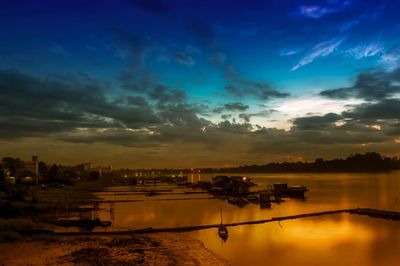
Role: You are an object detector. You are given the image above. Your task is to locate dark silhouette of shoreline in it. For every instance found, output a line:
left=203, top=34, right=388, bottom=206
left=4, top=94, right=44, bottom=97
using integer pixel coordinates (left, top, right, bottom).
left=216, top=152, right=400, bottom=173
left=132, top=152, right=400, bottom=174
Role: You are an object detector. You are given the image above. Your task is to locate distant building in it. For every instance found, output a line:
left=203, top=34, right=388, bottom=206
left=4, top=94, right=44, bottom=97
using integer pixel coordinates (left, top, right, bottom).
left=22, top=156, right=39, bottom=176
left=84, top=162, right=112, bottom=177
left=212, top=175, right=255, bottom=195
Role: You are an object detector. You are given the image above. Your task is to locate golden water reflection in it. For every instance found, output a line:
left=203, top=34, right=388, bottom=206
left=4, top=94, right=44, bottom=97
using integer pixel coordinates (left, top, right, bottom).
left=189, top=215, right=400, bottom=266
left=95, top=172, right=400, bottom=265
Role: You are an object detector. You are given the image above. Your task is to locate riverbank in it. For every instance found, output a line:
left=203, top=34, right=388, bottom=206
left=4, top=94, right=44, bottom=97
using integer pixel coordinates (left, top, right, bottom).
left=0, top=233, right=229, bottom=265
left=0, top=182, right=230, bottom=265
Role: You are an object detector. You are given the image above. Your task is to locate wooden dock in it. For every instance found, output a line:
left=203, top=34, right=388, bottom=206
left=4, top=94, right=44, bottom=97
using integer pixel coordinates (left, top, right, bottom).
left=54, top=208, right=400, bottom=236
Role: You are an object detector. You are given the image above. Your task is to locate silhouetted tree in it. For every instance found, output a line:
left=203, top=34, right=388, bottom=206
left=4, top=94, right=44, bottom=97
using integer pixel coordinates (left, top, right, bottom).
left=88, top=171, right=100, bottom=181
left=1, top=157, right=23, bottom=176
left=47, top=164, right=59, bottom=183
left=0, top=169, right=6, bottom=191
left=217, top=152, right=400, bottom=173
left=38, top=161, right=48, bottom=181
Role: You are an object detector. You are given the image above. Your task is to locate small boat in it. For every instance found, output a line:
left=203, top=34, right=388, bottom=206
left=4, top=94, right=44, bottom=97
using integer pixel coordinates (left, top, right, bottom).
left=218, top=207, right=228, bottom=241
left=247, top=194, right=259, bottom=202
left=218, top=224, right=228, bottom=241
left=273, top=183, right=308, bottom=198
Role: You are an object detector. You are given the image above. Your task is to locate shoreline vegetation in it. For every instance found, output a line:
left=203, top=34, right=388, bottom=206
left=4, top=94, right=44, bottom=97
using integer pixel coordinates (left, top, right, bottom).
left=222, top=152, right=400, bottom=173
left=133, top=152, right=400, bottom=174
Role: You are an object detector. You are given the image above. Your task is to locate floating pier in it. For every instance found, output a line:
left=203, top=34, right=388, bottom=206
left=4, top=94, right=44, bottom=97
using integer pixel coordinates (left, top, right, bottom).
left=54, top=208, right=400, bottom=236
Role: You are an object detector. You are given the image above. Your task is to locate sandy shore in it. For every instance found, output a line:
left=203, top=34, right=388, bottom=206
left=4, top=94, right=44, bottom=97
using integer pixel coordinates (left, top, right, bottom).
left=0, top=233, right=229, bottom=266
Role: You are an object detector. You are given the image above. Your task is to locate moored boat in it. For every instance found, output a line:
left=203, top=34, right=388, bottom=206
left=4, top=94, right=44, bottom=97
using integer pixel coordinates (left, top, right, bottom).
left=272, top=183, right=308, bottom=198
left=218, top=224, right=228, bottom=241
left=218, top=207, right=228, bottom=241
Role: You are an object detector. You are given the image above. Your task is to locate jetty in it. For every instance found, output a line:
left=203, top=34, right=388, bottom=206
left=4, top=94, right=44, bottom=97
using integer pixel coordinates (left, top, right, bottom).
left=54, top=207, right=400, bottom=236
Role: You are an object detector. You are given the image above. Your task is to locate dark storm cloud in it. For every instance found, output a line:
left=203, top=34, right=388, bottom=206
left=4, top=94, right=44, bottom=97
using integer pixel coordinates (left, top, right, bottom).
left=238, top=113, right=252, bottom=122
left=213, top=102, right=249, bottom=113
left=343, top=99, right=400, bottom=121
left=58, top=101, right=212, bottom=147
left=0, top=69, right=217, bottom=147
left=223, top=65, right=289, bottom=101
left=292, top=113, right=342, bottom=130
left=312, top=67, right=400, bottom=145
left=289, top=120, right=388, bottom=145
left=157, top=103, right=209, bottom=128
left=320, top=68, right=400, bottom=100
left=384, top=121, right=400, bottom=136
left=221, top=114, right=232, bottom=120
left=225, top=84, right=289, bottom=101
left=213, top=120, right=253, bottom=134
left=148, top=85, right=186, bottom=108
left=224, top=102, right=249, bottom=112
left=58, top=128, right=160, bottom=148
left=0, top=69, right=160, bottom=139
left=238, top=110, right=276, bottom=122
left=125, top=95, right=149, bottom=108
left=2, top=65, right=398, bottom=157
left=0, top=117, right=92, bottom=140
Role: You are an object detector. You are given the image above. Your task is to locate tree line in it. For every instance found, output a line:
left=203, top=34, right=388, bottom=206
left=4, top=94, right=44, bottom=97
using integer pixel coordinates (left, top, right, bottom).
left=220, top=152, right=400, bottom=173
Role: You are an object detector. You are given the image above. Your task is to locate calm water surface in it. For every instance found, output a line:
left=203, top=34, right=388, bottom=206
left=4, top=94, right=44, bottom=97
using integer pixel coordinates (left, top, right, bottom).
left=94, top=172, right=400, bottom=266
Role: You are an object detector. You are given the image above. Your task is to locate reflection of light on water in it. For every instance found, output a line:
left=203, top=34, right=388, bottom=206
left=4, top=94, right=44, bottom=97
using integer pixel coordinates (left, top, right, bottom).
left=123, top=209, right=156, bottom=224
left=276, top=217, right=373, bottom=246
left=94, top=172, right=400, bottom=265
left=193, top=216, right=376, bottom=266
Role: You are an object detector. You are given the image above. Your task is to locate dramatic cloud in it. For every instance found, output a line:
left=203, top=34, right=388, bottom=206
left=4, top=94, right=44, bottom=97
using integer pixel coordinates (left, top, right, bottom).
left=223, top=65, right=289, bottom=101
left=292, top=113, right=342, bottom=130
left=292, top=38, right=344, bottom=71
left=320, top=68, right=400, bottom=100
left=0, top=70, right=161, bottom=137
left=148, top=85, right=186, bottom=108
left=2, top=67, right=399, bottom=167
left=239, top=110, right=276, bottom=123
left=225, top=84, right=289, bottom=101
left=223, top=102, right=249, bottom=112
left=343, top=99, right=400, bottom=121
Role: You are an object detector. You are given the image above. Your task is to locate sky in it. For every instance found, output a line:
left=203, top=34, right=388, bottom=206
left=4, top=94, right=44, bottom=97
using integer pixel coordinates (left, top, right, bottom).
left=1, top=0, right=400, bottom=168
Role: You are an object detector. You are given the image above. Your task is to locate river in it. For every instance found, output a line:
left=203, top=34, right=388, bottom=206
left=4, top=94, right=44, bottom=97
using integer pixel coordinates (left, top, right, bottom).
left=94, top=172, right=400, bottom=266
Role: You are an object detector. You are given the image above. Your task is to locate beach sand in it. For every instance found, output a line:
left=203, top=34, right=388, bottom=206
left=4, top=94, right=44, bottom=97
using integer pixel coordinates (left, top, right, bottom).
left=0, top=233, right=229, bottom=266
